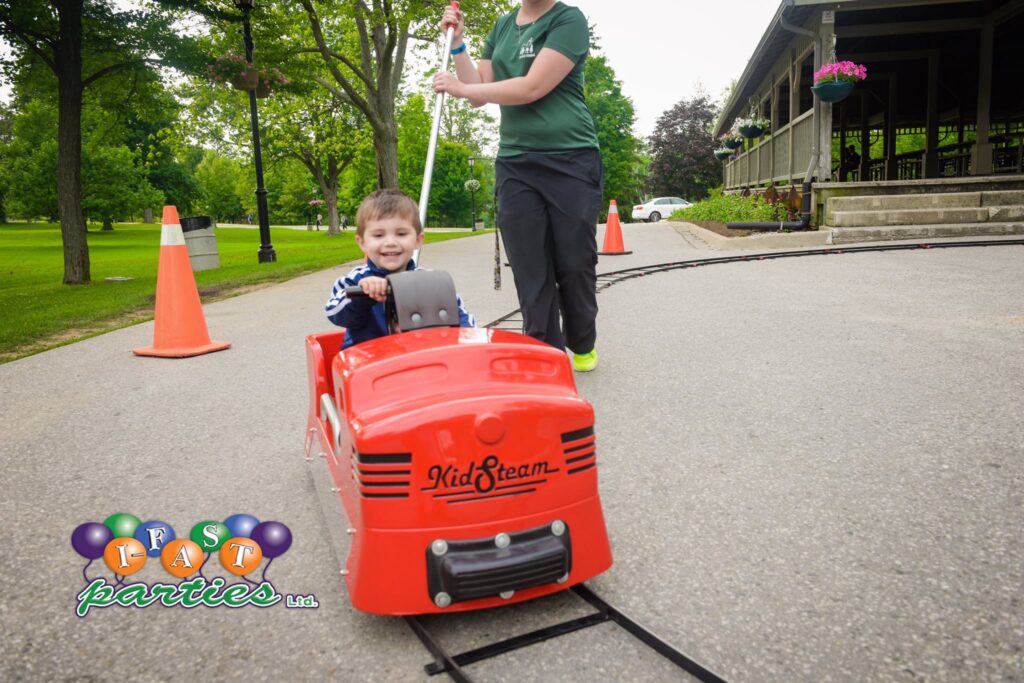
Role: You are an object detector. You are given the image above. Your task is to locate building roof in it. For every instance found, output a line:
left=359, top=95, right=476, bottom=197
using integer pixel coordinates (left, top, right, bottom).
left=714, top=0, right=988, bottom=136
left=713, top=1, right=822, bottom=136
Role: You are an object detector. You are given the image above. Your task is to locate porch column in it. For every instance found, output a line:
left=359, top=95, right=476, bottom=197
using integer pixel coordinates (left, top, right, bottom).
left=924, top=53, right=940, bottom=177
left=789, top=57, right=799, bottom=181
left=817, top=19, right=835, bottom=180
left=971, top=16, right=994, bottom=174
left=771, top=86, right=779, bottom=183
left=860, top=93, right=871, bottom=179
left=885, top=77, right=898, bottom=180
left=839, top=101, right=848, bottom=180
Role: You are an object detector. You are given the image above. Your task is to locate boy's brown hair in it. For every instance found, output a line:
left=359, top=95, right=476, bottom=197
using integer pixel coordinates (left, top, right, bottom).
left=355, top=189, right=422, bottom=236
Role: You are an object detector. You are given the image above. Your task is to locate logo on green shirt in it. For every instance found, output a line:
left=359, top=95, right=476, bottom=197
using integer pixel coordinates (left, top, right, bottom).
left=518, top=37, right=535, bottom=60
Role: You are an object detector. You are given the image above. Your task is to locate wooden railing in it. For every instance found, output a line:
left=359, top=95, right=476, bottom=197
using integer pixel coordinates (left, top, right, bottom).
left=993, top=143, right=1022, bottom=174
left=724, top=110, right=814, bottom=190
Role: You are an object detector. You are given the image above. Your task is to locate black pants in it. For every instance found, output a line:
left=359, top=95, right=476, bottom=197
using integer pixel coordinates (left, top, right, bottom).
left=496, top=149, right=602, bottom=353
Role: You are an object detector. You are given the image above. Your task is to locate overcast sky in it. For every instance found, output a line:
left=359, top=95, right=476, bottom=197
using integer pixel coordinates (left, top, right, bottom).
left=0, top=0, right=781, bottom=141
left=576, top=0, right=779, bottom=138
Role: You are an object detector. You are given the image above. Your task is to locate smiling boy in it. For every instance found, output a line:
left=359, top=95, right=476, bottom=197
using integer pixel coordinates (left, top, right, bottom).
left=325, top=189, right=475, bottom=349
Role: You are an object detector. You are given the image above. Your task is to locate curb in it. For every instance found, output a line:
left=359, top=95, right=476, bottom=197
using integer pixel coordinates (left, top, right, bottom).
left=668, top=222, right=831, bottom=250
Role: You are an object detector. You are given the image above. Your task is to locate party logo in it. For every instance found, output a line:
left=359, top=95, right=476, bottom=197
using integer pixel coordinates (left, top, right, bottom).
left=70, top=513, right=318, bottom=617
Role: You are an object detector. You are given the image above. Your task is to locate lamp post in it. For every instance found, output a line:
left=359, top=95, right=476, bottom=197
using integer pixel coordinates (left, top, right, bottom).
left=236, top=0, right=276, bottom=263
left=468, top=156, right=478, bottom=231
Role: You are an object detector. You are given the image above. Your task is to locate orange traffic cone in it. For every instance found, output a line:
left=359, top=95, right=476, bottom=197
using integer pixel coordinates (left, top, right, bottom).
left=598, top=199, right=632, bottom=255
left=133, top=206, right=231, bottom=358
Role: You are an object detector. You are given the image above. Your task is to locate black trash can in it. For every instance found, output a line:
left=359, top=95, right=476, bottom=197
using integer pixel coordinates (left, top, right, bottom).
left=180, top=216, right=219, bottom=271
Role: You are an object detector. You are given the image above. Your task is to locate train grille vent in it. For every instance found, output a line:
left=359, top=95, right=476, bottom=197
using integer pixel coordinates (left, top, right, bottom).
left=355, top=451, right=412, bottom=498
left=560, top=426, right=596, bottom=475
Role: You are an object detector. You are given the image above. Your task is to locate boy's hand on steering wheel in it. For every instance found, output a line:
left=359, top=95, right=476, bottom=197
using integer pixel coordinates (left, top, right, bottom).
left=359, top=276, right=389, bottom=302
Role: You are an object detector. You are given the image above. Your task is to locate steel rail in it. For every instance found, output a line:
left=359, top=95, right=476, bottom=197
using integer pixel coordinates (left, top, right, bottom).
left=485, top=238, right=1024, bottom=330
left=408, top=584, right=729, bottom=682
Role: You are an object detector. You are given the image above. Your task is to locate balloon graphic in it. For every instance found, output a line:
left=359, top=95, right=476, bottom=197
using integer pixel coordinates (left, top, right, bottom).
left=134, top=520, right=176, bottom=558
left=160, top=539, right=204, bottom=578
left=189, top=520, right=231, bottom=553
left=71, top=522, right=113, bottom=560
left=251, top=521, right=292, bottom=558
left=224, top=514, right=260, bottom=538
left=104, top=537, right=147, bottom=576
left=219, top=537, right=263, bottom=576
left=103, top=512, right=141, bottom=539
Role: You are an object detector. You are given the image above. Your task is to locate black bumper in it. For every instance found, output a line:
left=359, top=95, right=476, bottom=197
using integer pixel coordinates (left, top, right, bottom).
left=425, top=522, right=572, bottom=605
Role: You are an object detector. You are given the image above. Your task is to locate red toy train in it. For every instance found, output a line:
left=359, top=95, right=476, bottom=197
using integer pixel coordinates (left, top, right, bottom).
left=304, top=270, right=612, bottom=614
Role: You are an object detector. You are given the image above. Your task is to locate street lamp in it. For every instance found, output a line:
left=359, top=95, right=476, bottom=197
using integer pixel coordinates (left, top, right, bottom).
left=467, top=156, right=477, bottom=231
left=236, top=0, right=276, bottom=263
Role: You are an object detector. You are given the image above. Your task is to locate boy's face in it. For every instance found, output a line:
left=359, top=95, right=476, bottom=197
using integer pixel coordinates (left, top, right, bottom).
left=355, top=214, right=424, bottom=272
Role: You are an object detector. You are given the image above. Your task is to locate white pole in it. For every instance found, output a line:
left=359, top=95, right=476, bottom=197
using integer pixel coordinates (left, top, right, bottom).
left=414, top=2, right=459, bottom=266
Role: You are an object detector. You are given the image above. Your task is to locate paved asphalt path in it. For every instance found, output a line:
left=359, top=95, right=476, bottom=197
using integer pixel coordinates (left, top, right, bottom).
left=1, top=223, right=1022, bottom=682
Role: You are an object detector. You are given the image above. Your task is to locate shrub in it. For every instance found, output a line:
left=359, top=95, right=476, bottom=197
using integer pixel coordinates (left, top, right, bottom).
left=670, top=189, right=787, bottom=222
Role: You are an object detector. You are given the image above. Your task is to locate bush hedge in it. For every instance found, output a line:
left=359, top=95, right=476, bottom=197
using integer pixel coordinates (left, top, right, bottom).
left=670, top=189, right=787, bottom=223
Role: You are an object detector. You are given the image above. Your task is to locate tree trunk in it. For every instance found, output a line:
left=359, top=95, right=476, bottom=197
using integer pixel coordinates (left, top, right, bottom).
left=371, top=118, right=399, bottom=189
left=55, top=0, right=89, bottom=284
left=322, top=185, right=340, bottom=235
left=102, top=218, right=113, bottom=230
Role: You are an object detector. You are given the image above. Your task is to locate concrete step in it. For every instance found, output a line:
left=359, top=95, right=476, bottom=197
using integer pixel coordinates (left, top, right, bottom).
left=827, top=222, right=1024, bottom=245
left=828, top=192, right=981, bottom=213
left=989, top=205, right=1024, bottom=221
left=830, top=207, right=991, bottom=227
left=982, top=190, right=1024, bottom=206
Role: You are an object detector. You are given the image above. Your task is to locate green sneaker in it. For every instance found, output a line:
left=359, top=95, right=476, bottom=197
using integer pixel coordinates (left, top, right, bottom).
left=572, top=349, right=598, bottom=372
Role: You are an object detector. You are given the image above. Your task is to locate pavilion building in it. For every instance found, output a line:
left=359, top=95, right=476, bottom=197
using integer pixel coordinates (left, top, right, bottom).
left=713, top=0, right=1024, bottom=242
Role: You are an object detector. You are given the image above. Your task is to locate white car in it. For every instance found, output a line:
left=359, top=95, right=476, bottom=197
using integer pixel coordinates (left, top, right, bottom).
left=631, top=197, right=691, bottom=222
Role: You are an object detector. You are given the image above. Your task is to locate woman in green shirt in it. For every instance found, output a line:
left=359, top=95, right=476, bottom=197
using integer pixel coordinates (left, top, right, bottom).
left=434, top=0, right=602, bottom=372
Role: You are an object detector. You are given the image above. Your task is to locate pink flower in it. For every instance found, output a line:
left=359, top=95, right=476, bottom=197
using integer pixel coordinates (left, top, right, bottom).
left=814, top=60, right=867, bottom=84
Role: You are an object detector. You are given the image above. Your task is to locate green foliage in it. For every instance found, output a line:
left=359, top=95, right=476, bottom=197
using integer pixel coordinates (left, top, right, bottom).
left=585, top=54, right=644, bottom=214
left=395, top=94, right=488, bottom=227
left=673, top=189, right=787, bottom=222
left=194, top=151, right=246, bottom=221
left=648, top=94, right=722, bottom=202
left=82, top=145, right=163, bottom=227
left=0, top=100, right=58, bottom=220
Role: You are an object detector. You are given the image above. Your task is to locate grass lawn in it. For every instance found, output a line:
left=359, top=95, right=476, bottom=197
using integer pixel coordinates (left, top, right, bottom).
left=0, top=221, right=477, bottom=362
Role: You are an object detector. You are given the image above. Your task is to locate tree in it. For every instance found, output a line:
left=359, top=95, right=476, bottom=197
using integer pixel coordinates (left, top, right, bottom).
left=82, top=144, right=162, bottom=229
left=297, top=0, right=510, bottom=189
left=0, top=102, right=9, bottom=223
left=648, top=94, right=722, bottom=202
left=0, top=1, right=202, bottom=283
left=584, top=54, right=644, bottom=216
left=0, top=99, right=59, bottom=220
left=0, top=85, right=169, bottom=227
left=260, top=93, right=368, bottom=234
left=194, top=151, right=246, bottom=222
left=394, top=94, right=481, bottom=227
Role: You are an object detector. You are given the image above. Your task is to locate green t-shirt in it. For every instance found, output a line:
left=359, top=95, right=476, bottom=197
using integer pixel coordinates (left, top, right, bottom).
left=482, top=2, right=599, bottom=157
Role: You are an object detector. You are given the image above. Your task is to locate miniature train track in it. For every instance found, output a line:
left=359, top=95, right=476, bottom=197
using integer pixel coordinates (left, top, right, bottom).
left=485, top=238, right=1024, bottom=331
left=406, top=583, right=728, bottom=682
left=396, top=237, right=1024, bottom=683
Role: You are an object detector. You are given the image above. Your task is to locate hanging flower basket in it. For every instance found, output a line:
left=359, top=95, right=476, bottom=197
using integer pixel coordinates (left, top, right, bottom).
left=208, top=54, right=257, bottom=89
left=812, top=61, right=867, bottom=103
left=735, top=116, right=770, bottom=139
left=811, top=80, right=855, bottom=103
left=254, top=68, right=289, bottom=98
left=719, top=133, right=743, bottom=150
left=714, top=149, right=733, bottom=160
left=231, top=67, right=260, bottom=90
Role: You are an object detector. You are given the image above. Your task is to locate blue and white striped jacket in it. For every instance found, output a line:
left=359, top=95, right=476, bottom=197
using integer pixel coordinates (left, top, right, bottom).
left=325, top=260, right=475, bottom=349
